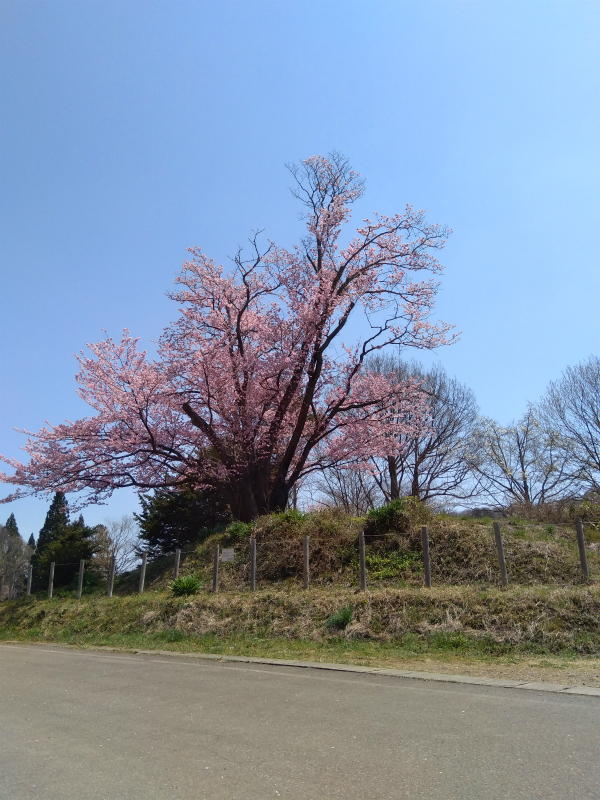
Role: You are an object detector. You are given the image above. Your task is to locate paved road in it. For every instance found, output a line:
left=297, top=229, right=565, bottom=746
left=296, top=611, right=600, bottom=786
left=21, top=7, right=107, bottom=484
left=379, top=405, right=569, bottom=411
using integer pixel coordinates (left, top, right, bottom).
left=1, top=644, right=598, bottom=800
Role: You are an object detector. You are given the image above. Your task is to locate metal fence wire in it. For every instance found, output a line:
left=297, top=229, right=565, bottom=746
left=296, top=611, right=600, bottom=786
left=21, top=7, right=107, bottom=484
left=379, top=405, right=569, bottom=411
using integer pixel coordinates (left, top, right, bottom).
left=2, top=517, right=593, bottom=601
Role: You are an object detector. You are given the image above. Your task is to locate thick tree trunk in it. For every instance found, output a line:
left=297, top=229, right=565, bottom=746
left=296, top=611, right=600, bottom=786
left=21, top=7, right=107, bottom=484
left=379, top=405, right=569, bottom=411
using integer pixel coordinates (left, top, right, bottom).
left=268, top=475, right=289, bottom=515
left=225, top=475, right=290, bottom=521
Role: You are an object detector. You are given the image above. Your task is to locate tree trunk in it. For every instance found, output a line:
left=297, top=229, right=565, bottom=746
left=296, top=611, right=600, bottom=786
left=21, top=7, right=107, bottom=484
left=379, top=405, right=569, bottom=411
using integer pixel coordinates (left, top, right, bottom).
left=387, top=456, right=399, bottom=500
left=268, top=475, right=289, bottom=515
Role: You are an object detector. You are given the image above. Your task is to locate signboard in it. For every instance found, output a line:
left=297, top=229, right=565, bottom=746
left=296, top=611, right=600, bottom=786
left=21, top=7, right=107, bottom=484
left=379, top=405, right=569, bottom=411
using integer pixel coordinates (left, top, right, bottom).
left=220, top=548, right=235, bottom=562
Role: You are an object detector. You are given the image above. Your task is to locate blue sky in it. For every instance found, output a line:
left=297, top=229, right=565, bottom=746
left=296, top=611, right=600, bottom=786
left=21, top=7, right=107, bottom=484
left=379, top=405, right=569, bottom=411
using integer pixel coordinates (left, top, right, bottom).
left=1, top=0, right=599, bottom=538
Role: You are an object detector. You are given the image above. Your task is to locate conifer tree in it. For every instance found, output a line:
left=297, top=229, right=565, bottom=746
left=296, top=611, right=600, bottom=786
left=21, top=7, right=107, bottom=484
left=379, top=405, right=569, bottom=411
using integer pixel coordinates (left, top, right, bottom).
left=31, top=492, right=70, bottom=590
left=36, top=516, right=96, bottom=588
left=36, top=492, right=69, bottom=553
left=135, top=487, right=230, bottom=558
left=5, top=513, right=19, bottom=537
left=27, top=534, right=35, bottom=550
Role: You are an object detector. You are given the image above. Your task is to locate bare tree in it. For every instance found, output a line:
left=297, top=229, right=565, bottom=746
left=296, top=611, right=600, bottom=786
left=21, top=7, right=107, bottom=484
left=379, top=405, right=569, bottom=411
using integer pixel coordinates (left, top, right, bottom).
left=367, top=356, right=479, bottom=503
left=466, top=406, right=576, bottom=510
left=93, top=516, right=138, bottom=578
left=314, top=465, right=382, bottom=515
left=0, top=526, right=32, bottom=600
left=540, top=355, right=600, bottom=492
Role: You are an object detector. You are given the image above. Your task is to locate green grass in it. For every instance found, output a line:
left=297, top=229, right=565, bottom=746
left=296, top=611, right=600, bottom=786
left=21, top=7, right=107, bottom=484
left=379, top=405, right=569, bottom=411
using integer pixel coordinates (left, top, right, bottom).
left=2, top=582, right=600, bottom=658
left=1, top=624, right=596, bottom=664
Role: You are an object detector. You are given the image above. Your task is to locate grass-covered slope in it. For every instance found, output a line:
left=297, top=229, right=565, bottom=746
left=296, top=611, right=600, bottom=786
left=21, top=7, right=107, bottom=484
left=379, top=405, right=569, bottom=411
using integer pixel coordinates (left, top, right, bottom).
left=2, top=507, right=598, bottom=663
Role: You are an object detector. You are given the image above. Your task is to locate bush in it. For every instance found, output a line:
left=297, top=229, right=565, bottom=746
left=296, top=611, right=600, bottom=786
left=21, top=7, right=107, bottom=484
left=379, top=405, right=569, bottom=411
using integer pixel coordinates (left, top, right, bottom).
left=225, top=521, right=253, bottom=542
left=365, top=497, right=430, bottom=537
left=170, top=575, right=202, bottom=596
left=326, top=605, right=353, bottom=630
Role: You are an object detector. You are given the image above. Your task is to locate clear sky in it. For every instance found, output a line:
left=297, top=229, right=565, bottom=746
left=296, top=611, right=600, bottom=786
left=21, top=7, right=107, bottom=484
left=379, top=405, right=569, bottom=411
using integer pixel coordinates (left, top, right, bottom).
left=1, top=0, right=599, bottom=539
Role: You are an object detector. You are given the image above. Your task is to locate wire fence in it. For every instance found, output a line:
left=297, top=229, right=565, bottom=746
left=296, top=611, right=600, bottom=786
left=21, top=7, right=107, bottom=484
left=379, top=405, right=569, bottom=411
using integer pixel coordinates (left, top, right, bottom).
left=0, top=517, right=594, bottom=601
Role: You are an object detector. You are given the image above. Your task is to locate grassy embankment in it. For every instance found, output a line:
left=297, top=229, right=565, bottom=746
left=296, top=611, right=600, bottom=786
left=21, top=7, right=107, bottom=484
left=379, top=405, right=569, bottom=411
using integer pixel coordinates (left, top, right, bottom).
left=2, top=509, right=599, bottom=685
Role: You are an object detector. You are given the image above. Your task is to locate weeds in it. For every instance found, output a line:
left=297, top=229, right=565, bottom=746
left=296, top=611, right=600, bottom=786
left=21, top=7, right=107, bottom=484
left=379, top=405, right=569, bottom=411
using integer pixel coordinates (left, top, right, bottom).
left=326, top=605, right=353, bottom=630
left=170, top=576, right=202, bottom=596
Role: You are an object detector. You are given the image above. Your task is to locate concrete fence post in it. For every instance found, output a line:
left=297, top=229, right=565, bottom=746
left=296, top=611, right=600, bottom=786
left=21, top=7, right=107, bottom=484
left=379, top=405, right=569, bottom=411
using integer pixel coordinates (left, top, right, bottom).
left=107, top=556, right=116, bottom=597
left=77, top=560, right=85, bottom=599
left=493, top=522, right=508, bottom=586
left=576, top=517, right=589, bottom=579
left=48, top=562, right=55, bottom=599
left=303, top=535, right=310, bottom=589
left=359, top=531, right=367, bottom=591
left=250, top=538, right=256, bottom=591
left=173, top=549, right=181, bottom=581
left=138, top=552, right=147, bottom=594
left=212, top=545, right=219, bottom=592
left=26, top=563, right=32, bottom=596
left=421, top=526, right=432, bottom=588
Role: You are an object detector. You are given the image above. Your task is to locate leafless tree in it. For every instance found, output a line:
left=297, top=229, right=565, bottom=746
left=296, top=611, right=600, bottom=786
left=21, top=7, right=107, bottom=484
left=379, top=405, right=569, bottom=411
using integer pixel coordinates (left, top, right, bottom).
left=367, top=356, right=479, bottom=503
left=93, top=515, right=138, bottom=578
left=466, top=406, right=577, bottom=510
left=0, top=526, right=32, bottom=600
left=540, top=355, right=600, bottom=492
left=313, top=465, right=382, bottom=515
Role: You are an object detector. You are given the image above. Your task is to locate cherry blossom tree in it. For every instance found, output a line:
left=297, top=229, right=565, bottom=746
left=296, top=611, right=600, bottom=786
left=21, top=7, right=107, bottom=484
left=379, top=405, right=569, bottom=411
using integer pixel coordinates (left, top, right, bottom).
left=1, top=153, right=455, bottom=521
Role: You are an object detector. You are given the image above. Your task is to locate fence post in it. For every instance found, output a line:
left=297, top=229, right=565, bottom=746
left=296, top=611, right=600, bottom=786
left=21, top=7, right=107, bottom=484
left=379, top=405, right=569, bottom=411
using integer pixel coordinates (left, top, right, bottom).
left=48, top=562, right=55, bottom=599
left=250, top=538, right=256, bottom=591
left=303, top=535, right=310, bottom=589
left=212, top=545, right=219, bottom=592
left=575, top=517, right=589, bottom=579
left=107, top=556, right=116, bottom=597
left=26, top=563, right=32, bottom=596
left=421, top=526, right=432, bottom=588
left=138, top=552, right=147, bottom=594
left=173, top=549, right=181, bottom=580
left=493, top=522, right=508, bottom=586
left=359, top=531, right=367, bottom=591
left=77, top=560, right=85, bottom=599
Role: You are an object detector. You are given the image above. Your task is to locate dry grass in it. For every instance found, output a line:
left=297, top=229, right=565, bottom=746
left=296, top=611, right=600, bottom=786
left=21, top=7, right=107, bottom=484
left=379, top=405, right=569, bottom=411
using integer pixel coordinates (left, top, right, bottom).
left=134, top=508, right=599, bottom=594
left=2, top=584, right=600, bottom=655
left=3, top=508, right=598, bottom=686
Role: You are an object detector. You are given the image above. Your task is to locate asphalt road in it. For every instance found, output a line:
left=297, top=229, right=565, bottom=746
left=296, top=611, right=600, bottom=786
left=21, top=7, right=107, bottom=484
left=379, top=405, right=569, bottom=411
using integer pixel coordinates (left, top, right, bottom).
left=1, top=644, right=598, bottom=800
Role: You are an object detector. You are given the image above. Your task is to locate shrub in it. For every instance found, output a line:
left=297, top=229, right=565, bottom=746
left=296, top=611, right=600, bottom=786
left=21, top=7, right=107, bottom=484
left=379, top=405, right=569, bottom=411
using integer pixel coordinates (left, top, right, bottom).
left=326, top=605, right=353, bottom=630
left=365, top=497, right=430, bottom=537
left=226, top=521, right=253, bottom=541
left=170, top=575, right=202, bottom=596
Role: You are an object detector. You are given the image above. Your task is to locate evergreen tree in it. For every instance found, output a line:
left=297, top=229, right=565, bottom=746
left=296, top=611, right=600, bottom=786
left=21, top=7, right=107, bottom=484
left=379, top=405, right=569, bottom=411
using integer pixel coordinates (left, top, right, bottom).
left=31, top=492, right=70, bottom=590
left=27, top=534, right=36, bottom=550
left=35, top=517, right=97, bottom=588
left=135, top=487, right=230, bottom=558
left=37, top=492, right=69, bottom=552
left=5, top=513, right=19, bottom=537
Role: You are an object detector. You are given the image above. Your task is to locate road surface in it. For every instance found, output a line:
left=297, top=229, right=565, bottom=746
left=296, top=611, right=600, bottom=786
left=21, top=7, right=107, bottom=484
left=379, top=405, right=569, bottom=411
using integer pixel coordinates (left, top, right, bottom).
left=0, top=643, right=598, bottom=799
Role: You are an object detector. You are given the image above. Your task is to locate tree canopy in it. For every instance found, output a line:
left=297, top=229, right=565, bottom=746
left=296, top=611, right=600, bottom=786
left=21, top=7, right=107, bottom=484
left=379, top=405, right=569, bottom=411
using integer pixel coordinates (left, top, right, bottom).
left=0, top=154, right=455, bottom=521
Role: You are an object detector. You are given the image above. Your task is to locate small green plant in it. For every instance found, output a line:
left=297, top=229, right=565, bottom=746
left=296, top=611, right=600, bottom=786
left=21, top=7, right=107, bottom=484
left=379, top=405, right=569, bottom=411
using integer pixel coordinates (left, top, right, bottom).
left=326, top=605, right=353, bottom=630
left=226, top=521, right=253, bottom=541
left=365, top=496, right=429, bottom=536
left=170, top=575, right=202, bottom=596
left=273, top=509, right=306, bottom=525
left=364, top=550, right=422, bottom=579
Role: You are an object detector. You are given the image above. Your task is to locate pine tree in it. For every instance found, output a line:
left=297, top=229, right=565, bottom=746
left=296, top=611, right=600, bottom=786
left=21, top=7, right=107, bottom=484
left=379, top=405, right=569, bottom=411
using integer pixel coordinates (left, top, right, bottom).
left=36, top=492, right=69, bottom=552
left=27, top=534, right=36, bottom=550
left=5, top=513, right=19, bottom=537
left=31, top=492, right=70, bottom=590
left=135, top=487, right=230, bottom=558
left=36, top=517, right=97, bottom=588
